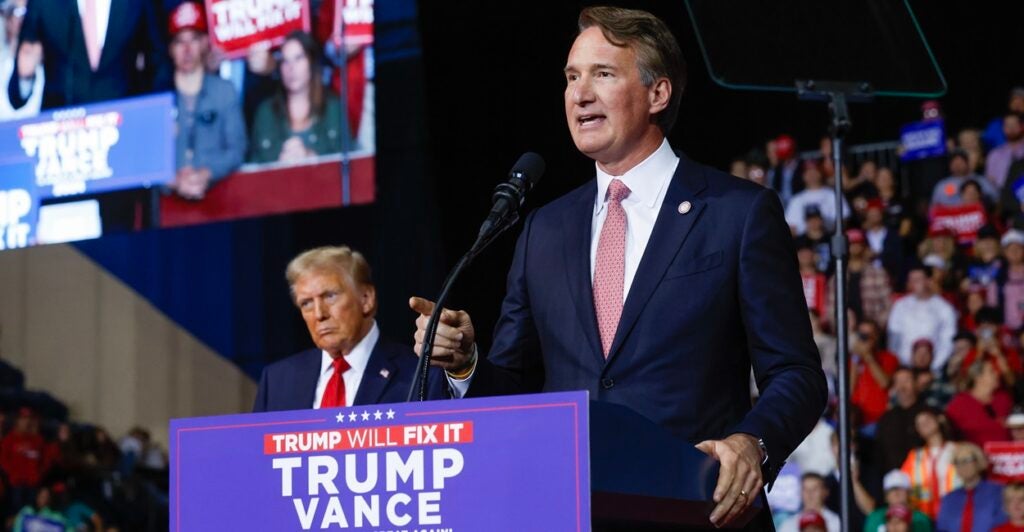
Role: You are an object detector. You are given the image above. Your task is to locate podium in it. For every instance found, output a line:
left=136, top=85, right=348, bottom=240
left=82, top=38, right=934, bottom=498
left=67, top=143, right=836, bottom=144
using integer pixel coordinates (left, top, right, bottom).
left=171, top=391, right=760, bottom=530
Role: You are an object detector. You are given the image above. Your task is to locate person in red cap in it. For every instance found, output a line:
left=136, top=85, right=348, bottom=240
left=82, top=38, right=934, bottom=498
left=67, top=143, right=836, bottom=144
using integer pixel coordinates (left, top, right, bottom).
left=166, top=1, right=246, bottom=201
left=796, top=510, right=826, bottom=532
left=862, top=196, right=906, bottom=286
left=778, top=473, right=840, bottom=531
left=767, top=133, right=804, bottom=205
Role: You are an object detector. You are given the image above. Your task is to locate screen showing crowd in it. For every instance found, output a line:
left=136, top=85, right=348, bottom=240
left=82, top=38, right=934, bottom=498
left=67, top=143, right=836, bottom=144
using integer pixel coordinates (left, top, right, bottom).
left=0, top=0, right=375, bottom=249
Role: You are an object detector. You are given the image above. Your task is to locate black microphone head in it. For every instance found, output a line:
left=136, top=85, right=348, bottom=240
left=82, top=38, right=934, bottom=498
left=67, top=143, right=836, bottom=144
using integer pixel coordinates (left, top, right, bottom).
left=510, top=152, right=545, bottom=188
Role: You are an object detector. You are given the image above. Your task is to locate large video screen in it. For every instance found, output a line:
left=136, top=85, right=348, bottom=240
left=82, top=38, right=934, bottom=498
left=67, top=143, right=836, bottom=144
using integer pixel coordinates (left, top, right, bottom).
left=0, top=0, right=375, bottom=249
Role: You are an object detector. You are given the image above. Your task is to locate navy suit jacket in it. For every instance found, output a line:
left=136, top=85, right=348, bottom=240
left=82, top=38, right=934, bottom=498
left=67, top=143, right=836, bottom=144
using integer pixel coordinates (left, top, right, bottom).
left=9, top=0, right=169, bottom=109
left=253, top=336, right=446, bottom=412
left=467, top=153, right=828, bottom=487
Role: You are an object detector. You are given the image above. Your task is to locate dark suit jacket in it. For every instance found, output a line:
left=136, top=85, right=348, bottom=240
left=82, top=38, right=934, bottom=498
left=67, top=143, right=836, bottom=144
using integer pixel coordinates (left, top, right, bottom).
left=252, top=336, right=446, bottom=412
left=9, top=0, right=169, bottom=109
left=467, top=154, right=827, bottom=507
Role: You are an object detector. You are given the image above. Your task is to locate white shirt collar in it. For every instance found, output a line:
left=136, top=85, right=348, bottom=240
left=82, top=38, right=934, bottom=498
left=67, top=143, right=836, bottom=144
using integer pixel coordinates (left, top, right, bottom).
left=594, top=138, right=677, bottom=214
left=319, top=320, right=379, bottom=377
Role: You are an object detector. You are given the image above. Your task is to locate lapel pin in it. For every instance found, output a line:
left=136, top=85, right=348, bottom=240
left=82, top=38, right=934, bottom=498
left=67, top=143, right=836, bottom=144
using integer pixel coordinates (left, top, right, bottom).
left=379, top=368, right=390, bottom=379
left=678, top=201, right=692, bottom=214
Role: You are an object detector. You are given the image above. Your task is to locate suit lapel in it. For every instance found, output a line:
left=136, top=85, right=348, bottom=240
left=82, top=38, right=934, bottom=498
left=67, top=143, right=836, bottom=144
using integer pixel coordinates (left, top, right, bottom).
left=97, top=0, right=124, bottom=68
left=300, top=349, right=324, bottom=409
left=605, top=155, right=708, bottom=364
left=352, top=339, right=395, bottom=406
left=563, top=184, right=605, bottom=366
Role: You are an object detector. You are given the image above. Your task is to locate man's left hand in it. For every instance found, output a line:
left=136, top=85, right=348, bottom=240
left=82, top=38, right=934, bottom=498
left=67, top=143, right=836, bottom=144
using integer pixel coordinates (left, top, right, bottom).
left=695, top=433, right=764, bottom=528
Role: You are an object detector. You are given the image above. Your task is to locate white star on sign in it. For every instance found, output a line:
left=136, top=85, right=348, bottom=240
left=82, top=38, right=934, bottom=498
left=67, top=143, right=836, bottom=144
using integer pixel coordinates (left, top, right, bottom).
left=348, top=412, right=358, bottom=422
left=373, top=410, right=382, bottom=420
left=361, top=410, right=370, bottom=421
left=335, top=412, right=345, bottom=423
left=386, top=409, right=395, bottom=420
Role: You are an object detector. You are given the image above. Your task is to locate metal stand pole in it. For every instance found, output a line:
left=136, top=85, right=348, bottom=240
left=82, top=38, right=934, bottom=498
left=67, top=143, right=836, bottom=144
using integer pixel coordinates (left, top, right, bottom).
left=797, top=80, right=872, bottom=532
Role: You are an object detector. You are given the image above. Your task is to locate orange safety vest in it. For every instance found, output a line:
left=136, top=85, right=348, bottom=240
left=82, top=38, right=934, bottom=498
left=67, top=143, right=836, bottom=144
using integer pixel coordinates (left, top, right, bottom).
left=900, top=444, right=961, bottom=519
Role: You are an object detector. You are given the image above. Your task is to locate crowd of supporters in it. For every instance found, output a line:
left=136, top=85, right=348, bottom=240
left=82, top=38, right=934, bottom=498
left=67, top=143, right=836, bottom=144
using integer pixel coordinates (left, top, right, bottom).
left=0, top=358, right=166, bottom=531
left=0, top=0, right=371, bottom=200
left=740, top=91, right=1024, bottom=531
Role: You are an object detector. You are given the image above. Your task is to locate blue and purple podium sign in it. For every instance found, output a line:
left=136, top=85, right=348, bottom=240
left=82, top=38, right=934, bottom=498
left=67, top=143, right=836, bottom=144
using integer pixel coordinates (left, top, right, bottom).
left=171, top=391, right=590, bottom=531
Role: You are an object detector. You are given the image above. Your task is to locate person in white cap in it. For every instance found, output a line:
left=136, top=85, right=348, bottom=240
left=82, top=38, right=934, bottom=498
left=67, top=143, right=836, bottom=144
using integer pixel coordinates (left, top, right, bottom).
left=1001, top=229, right=1024, bottom=329
left=863, top=470, right=932, bottom=532
left=1007, top=411, right=1024, bottom=441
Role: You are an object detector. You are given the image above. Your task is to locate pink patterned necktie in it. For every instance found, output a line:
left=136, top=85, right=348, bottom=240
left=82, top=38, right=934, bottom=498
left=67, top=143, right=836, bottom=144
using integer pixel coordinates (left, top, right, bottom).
left=593, top=178, right=630, bottom=358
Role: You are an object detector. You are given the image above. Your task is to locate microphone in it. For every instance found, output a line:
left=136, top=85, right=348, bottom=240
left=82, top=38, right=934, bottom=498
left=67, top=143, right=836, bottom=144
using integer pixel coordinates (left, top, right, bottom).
left=408, top=151, right=545, bottom=402
left=477, top=152, right=545, bottom=240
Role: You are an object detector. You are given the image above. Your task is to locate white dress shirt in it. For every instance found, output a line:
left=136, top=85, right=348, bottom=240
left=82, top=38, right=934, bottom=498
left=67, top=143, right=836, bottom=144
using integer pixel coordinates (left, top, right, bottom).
left=590, top=138, right=679, bottom=298
left=313, top=321, right=379, bottom=408
left=448, top=139, right=679, bottom=397
left=77, top=0, right=112, bottom=50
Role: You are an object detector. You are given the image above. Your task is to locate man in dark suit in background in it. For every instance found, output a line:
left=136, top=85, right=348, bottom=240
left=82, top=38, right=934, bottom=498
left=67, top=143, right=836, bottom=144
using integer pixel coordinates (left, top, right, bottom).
left=411, top=6, right=827, bottom=529
left=254, top=246, right=443, bottom=412
left=7, top=0, right=169, bottom=110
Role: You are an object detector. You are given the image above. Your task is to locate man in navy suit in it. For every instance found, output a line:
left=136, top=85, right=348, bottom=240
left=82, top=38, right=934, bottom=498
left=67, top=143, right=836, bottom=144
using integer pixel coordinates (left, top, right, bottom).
left=411, top=6, right=827, bottom=529
left=254, top=246, right=442, bottom=412
left=7, top=0, right=169, bottom=110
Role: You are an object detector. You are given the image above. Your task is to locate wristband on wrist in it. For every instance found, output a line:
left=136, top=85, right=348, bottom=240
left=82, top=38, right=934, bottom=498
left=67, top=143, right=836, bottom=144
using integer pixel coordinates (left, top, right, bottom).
left=446, top=348, right=478, bottom=380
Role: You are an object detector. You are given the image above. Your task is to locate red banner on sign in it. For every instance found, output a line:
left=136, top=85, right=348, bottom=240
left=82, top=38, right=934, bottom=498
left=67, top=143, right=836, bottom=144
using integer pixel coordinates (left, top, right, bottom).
left=928, top=203, right=988, bottom=245
left=985, top=441, right=1024, bottom=483
left=331, top=0, right=374, bottom=46
left=205, top=0, right=311, bottom=59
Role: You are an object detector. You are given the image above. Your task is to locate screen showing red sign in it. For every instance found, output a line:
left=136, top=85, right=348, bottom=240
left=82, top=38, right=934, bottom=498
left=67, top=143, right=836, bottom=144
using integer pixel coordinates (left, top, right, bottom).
left=205, top=0, right=311, bottom=58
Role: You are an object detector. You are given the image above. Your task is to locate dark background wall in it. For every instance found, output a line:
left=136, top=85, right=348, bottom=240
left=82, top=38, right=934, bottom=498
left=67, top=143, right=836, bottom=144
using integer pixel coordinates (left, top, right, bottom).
left=75, top=1, right=1024, bottom=375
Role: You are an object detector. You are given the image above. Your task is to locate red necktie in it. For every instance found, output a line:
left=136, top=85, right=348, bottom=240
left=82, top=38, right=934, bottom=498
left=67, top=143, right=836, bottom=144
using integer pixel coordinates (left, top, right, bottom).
left=319, top=357, right=350, bottom=408
left=593, top=179, right=631, bottom=358
left=961, top=488, right=973, bottom=532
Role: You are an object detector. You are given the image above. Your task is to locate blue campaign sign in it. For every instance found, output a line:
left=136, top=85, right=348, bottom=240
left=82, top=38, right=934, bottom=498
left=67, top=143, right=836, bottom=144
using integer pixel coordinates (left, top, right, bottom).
left=171, top=392, right=591, bottom=531
left=0, top=166, right=37, bottom=250
left=900, top=119, right=947, bottom=161
left=0, top=93, right=175, bottom=199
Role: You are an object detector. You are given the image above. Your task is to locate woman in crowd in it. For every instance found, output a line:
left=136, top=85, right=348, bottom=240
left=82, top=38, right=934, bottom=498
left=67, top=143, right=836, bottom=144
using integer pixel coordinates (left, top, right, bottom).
left=900, top=408, right=959, bottom=519
left=249, top=31, right=344, bottom=163
left=945, top=358, right=1013, bottom=446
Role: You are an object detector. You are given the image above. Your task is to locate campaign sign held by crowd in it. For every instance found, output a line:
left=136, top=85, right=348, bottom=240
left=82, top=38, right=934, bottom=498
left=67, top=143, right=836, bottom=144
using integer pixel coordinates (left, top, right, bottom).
left=985, top=441, right=1024, bottom=483
left=900, top=119, right=947, bottom=161
left=0, top=170, right=37, bottom=250
left=0, top=94, right=175, bottom=199
left=205, top=0, right=311, bottom=58
left=171, top=392, right=590, bottom=531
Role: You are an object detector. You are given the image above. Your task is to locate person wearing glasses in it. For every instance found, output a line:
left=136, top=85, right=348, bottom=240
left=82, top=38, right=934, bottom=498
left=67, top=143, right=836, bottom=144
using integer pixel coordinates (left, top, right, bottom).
left=935, top=442, right=1007, bottom=532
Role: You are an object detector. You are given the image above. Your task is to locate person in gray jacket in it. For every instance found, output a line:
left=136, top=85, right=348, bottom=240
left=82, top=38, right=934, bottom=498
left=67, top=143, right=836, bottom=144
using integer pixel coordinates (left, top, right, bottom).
left=166, top=2, right=246, bottom=200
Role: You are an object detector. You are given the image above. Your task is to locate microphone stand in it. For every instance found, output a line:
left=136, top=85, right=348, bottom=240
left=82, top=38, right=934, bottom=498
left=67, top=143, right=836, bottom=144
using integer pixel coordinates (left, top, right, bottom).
left=406, top=210, right=521, bottom=402
left=796, top=79, right=872, bottom=532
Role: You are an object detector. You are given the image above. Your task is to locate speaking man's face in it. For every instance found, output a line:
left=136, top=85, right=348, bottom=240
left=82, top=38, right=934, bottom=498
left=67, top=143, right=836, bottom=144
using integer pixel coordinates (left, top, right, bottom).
left=293, top=269, right=375, bottom=356
left=564, top=27, right=664, bottom=169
